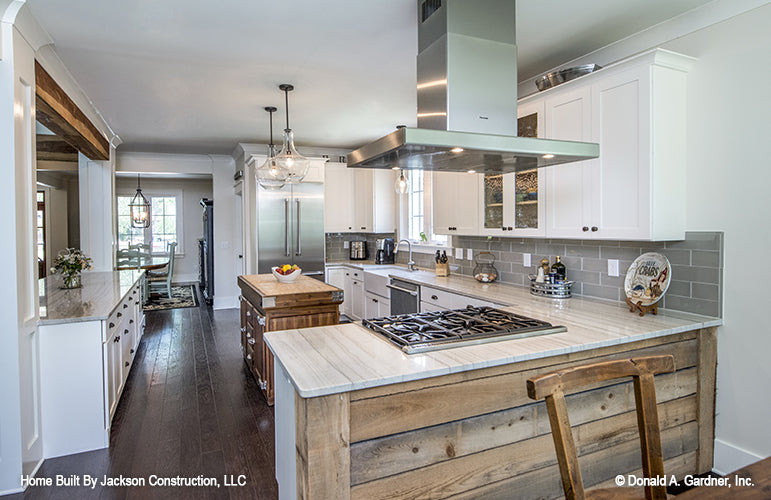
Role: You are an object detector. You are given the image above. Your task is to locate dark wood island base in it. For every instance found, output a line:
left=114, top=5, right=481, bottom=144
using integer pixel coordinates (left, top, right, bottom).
left=238, top=274, right=342, bottom=405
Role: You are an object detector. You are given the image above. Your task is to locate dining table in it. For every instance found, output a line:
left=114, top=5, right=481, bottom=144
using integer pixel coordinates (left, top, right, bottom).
left=675, top=456, right=771, bottom=499
left=115, top=256, right=170, bottom=271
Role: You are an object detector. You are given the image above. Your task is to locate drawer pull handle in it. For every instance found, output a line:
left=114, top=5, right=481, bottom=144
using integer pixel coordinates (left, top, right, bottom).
left=431, top=295, right=438, bottom=300
left=591, top=226, right=599, bottom=232
left=372, top=299, right=378, bottom=303
left=114, top=336, right=120, bottom=343
left=582, top=226, right=589, bottom=232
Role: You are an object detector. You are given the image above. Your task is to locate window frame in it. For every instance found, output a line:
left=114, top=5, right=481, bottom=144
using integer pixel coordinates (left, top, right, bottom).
left=397, top=170, right=450, bottom=254
left=116, top=189, right=184, bottom=255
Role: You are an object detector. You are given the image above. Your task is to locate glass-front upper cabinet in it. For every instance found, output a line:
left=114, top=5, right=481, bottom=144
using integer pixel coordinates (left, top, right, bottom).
left=478, top=100, right=546, bottom=236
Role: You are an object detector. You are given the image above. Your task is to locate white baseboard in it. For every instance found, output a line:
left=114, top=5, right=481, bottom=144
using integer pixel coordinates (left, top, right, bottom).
left=173, top=273, right=198, bottom=283
left=213, top=295, right=238, bottom=310
left=713, top=438, right=766, bottom=475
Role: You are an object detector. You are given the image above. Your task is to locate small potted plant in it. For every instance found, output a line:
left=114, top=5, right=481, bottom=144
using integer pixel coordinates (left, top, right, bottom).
left=51, top=248, right=93, bottom=289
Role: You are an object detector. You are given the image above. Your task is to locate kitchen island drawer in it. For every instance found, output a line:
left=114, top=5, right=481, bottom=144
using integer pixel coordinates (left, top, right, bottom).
left=420, top=286, right=455, bottom=309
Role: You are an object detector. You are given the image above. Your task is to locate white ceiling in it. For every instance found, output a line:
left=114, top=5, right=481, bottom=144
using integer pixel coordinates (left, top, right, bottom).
left=27, top=0, right=713, bottom=155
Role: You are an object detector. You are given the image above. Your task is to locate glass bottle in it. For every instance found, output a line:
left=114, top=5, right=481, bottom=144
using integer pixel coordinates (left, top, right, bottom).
left=551, top=256, right=566, bottom=282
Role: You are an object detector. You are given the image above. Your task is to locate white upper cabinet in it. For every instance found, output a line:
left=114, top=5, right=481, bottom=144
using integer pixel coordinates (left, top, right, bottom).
left=524, top=48, right=693, bottom=240
left=433, top=171, right=479, bottom=235
left=478, top=99, right=547, bottom=237
left=324, top=162, right=354, bottom=232
left=324, top=164, right=396, bottom=234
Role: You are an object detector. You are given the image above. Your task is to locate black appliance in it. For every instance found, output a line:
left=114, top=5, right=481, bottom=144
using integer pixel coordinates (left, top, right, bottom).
left=363, top=306, right=566, bottom=354
left=200, top=198, right=214, bottom=305
left=375, top=238, right=395, bottom=264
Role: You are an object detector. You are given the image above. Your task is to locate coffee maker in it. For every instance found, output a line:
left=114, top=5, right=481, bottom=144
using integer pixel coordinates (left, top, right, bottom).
left=375, top=238, right=395, bottom=264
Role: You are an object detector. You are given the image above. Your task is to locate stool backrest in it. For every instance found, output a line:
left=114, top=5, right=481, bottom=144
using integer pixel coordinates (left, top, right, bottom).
left=527, top=355, right=675, bottom=500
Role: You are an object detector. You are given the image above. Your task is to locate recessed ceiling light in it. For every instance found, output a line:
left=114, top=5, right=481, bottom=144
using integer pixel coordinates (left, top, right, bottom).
left=450, top=147, right=464, bottom=153
left=542, top=154, right=555, bottom=159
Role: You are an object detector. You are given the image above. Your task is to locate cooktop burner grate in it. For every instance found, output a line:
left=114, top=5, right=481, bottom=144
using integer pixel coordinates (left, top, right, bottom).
left=363, top=306, right=566, bottom=354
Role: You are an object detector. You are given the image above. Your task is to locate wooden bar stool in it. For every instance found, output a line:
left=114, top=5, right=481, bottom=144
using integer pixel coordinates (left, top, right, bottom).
left=527, top=355, right=675, bottom=500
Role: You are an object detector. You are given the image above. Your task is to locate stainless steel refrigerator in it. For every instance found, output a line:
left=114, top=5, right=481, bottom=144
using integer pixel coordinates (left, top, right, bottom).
left=256, top=182, right=325, bottom=279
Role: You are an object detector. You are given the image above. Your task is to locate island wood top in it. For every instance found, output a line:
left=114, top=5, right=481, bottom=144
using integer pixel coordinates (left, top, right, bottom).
left=238, top=274, right=343, bottom=310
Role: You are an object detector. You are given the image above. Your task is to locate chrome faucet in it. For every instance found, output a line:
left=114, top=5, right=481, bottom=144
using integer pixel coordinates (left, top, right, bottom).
left=395, top=239, right=416, bottom=271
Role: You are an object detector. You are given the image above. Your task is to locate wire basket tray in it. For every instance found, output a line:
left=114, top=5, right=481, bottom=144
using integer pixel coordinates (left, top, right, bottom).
left=529, top=277, right=574, bottom=299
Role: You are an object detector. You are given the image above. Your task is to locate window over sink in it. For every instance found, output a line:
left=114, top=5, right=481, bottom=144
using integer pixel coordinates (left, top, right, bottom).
left=399, top=169, right=447, bottom=248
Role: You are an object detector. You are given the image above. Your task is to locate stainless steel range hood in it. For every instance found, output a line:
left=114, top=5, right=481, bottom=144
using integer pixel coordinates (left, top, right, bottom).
left=347, top=0, right=599, bottom=173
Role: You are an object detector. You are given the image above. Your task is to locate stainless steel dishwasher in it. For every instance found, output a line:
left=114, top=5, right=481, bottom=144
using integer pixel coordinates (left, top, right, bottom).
left=386, top=278, right=420, bottom=315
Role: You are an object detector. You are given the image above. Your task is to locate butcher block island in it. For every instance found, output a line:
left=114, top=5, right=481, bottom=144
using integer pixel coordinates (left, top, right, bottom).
left=237, top=273, right=342, bottom=405
left=264, top=283, right=721, bottom=500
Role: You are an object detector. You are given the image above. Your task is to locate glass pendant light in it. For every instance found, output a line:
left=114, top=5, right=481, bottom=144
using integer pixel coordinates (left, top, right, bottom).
left=256, top=106, right=289, bottom=190
left=394, top=169, right=409, bottom=194
left=129, top=174, right=151, bottom=228
left=274, top=84, right=310, bottom=183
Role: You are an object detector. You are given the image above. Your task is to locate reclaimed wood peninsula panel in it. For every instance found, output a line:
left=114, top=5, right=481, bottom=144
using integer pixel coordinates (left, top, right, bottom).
left=293, top=327, right=717, bottom=500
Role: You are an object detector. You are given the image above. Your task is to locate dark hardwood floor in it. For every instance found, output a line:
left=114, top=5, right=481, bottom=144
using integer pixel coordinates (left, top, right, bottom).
left=4, top=288, right=278, bottom=500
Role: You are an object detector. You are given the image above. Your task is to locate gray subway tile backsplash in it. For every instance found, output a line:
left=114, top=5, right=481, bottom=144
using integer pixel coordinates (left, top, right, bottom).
left=392, top=231, right=723, bottom=318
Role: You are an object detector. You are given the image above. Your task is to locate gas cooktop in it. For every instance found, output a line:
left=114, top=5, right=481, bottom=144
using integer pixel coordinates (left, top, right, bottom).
left=362, top=306, right=566, bottom=354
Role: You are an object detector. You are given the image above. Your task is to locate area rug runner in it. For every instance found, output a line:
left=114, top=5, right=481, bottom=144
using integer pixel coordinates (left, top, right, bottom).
left=143, top=284, right=199, bottom=312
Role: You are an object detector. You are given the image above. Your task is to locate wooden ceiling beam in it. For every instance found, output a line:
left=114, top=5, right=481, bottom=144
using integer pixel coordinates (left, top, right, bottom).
left=35, top=61, right=110, bottom=161
left=36, top=134, right=79, bottom=162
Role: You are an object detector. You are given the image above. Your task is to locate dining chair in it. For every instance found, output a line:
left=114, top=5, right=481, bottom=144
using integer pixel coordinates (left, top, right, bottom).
left=526, top=355, right=675, bottom=500
left=147, top=242, right=176, bottom=298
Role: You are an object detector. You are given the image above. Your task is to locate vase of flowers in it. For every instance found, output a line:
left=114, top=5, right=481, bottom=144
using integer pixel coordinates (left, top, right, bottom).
left=51, top=248, right=93, bottom=289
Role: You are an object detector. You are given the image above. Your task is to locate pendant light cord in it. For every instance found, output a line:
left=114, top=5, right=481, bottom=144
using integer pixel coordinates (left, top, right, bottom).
left=136, top=173, right=140, bottom=190
left=269, top=110, right=274, bottom=147
left=284, top=88, right=290, bottom=132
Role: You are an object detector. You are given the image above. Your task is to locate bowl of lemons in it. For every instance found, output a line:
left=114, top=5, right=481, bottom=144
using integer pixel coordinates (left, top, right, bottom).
left=272, top=264, right=302, bottom=283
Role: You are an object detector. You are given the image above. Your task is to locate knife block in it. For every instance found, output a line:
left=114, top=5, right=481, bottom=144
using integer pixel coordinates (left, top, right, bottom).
left=435, top=263, right=449, bottom=277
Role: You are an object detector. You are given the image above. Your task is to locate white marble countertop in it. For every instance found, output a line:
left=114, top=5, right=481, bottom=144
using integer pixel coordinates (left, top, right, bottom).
left=267, top=265, right=722, bottom=399
left=38, top=270, right=143, bottom=325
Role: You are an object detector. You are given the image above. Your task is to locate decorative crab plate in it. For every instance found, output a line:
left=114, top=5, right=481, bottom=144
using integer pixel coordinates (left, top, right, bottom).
left=624, top=252, right=671, bottom=306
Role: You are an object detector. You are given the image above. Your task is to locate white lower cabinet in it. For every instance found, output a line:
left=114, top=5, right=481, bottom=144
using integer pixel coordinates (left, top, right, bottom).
left=350, top=278, right=364, bottom=320
left=364, top=291, right=391, bottom=319
left=325, top=266, right=347, bottom=314
left=38, top=279, right=145, bottom=458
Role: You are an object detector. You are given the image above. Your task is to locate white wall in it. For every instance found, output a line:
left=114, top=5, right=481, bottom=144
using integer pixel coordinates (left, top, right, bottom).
left=662, top=5, right=771, bottom=473
left=115, top=176, right=213, bottom=283
left=525, top=1, right=771, bottom=473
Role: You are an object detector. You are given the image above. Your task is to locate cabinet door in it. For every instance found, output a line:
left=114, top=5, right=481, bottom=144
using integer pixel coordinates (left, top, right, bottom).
left=372, top=169, right=396, bottom=233
left=543, top=85, right=594, bottom=238
left=420, top=301, right=445, bottom=313
left=479, top=173, right=506, bottom=235
left=323, top=162, right=354, bottom=232
left=106, top=332, right=121, bottom=420
left=591, top=66, right=650, bottom=239
left=353, top=169, right=374, bottom=232
left=343, top=270, right=353, bottom=316
left=433, top=172, right=479, bottom=235
left=364, top=291, right=382, bottom=320
left=378, top=297, right=391, bottom=317
left=351, top=279, right=364, bottom=320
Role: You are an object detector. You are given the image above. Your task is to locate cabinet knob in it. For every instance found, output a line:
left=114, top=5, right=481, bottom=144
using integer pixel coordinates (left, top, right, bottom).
left=125, top=361, right=130, bottom=367
left=240, top=327, right=246, bottom=333
left=123, top=303, right=128, bottom=309
left=591, top=226, right=598, bottom=232
left=129, top=319, right=134, bottom=324
left=130, top=349, right=134, bottom=354
left=501, top=227, right=507, bottom=231
left=248, top=338, right=256, bottom=345
left=582, top=226, right=589, bottom=232
left=246, top=311, right=251, bottom=317
left=431, top=295, right=438, bottom=300
left=114, top=336, right=120, bottom=342
left=124, top=329, right=129, bottom=334
left=117, top=312, right=122, bottom=318
left=372, top=299, right=378, bottom=303
left=246, top=354, right=252, bottom=361
left=109, top=322, right=115, bottom=329
left=508, top=227, right=513, bottom=231
left=361, top=226, right=366, bottom=230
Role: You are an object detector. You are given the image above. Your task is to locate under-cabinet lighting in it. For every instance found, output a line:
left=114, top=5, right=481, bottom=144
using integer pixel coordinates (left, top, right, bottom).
left=451, top=147, right=464, bottom=153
